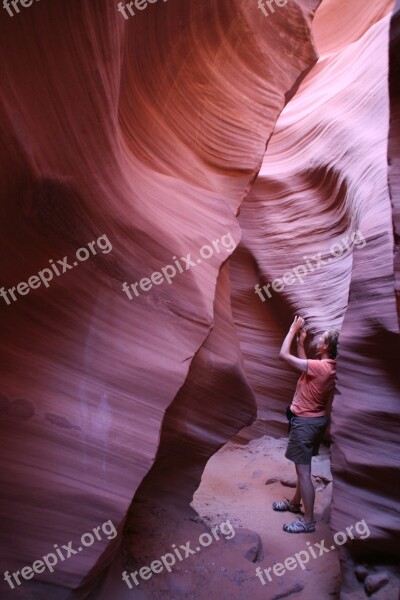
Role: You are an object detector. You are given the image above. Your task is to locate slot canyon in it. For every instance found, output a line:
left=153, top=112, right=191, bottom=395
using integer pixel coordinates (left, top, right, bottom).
left=0, top=0, right=399, bottom=599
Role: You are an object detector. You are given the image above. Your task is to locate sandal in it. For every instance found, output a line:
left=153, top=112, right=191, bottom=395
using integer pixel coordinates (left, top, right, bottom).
left=272, top=498, right=303, bottom=514
left=283, top=518, right=316, bottom=534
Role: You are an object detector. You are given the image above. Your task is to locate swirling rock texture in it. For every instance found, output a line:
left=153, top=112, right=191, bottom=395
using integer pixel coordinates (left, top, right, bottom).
left=232, top=0, right=400, bottom=597
left=389, top=0, right=400, bottom=322
left=0, top=2, right=399, bottom=600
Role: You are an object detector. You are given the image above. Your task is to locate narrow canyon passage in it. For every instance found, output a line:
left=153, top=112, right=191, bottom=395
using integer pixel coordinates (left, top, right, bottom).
left=0, top=1, right=399, bottom=600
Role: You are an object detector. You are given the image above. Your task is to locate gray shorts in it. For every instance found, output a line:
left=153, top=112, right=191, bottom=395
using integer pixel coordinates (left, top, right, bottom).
left=285, top=415, right=329, bottom=465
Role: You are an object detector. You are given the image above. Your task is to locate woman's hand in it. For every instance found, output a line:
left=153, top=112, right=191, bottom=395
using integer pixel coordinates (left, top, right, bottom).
left=297, top=327, right=307, bottom=345
left=280, top=315, right=308, bottom=372
left=289, top=315, right=305, bottom=334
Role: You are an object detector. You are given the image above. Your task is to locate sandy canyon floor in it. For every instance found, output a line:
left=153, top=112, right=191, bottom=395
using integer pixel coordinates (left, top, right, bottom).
left=192, top=435, right=339, bottom=600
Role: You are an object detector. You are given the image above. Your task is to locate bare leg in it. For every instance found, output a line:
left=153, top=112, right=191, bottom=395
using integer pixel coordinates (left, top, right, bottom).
left=290, top=478, right=302, bottom=505
left=295, top=463, right=315, bottom=522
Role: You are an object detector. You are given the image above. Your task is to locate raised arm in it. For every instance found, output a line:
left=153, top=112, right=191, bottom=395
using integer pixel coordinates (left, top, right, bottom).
left=297, top=327, right=308, bottom=360
left=279, top=316, right=308, bottom=373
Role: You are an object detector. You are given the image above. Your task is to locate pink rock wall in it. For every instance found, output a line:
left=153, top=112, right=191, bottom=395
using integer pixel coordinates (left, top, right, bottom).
left=0, top=0, right=320, bottom=596
left=388, top=0, right=400, bottom=323
left=231, top=0, right=399, bottom=592
left=0, top=0, right=399, bottom=598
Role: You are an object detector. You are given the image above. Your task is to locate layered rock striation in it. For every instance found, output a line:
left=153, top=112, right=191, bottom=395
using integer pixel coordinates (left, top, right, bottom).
left=0, top=0, right=398, bottom=599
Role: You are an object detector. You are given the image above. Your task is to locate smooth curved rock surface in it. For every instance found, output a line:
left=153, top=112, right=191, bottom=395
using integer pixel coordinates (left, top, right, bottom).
left=0, top=0, right=320, bottom=597
left=231, top=0, right=400, bottom=595
left=0, top=0, right=399, bottom=599
left=388, top=0, right=400, bottom=324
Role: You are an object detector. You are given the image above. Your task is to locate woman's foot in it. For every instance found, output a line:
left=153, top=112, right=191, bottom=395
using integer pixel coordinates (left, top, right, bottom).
left=282, top=518, right=316, bottom=533
left=272, top=498, right=303, bottom=514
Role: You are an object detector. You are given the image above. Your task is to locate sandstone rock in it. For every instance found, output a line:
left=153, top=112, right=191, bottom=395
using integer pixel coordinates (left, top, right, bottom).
left=265, top=477, right=279, bottom=485
left=228, top=528, right=264, bottom=563
left=236, top=482, right=248, bottom=490
left=0, top=0, right=398, bottom=599
left=364, top=572, right=390, bottom=594
left=167, top=572, right=194, bottom=596
left=252, top=470, right=263, bottom=479
left=318, top=481, right=333, bottom=524
left=7, top=399, right=35, bottom=420
left=280, top=479, right=297, bottom=488
left=270, top=583, right=304, bottom=600
left=354, top=565, right=369, bottom=582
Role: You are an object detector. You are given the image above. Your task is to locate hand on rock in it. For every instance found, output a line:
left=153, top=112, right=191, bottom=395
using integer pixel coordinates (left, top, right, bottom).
left=297, top=327, right=307, bottom=345
left=290, top=315, right=305, bottom=333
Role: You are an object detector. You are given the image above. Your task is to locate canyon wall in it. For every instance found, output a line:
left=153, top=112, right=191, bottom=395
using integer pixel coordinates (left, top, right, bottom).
left=0, top=0, right=398, bottom=599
